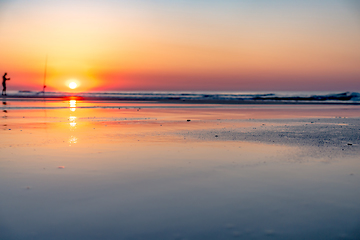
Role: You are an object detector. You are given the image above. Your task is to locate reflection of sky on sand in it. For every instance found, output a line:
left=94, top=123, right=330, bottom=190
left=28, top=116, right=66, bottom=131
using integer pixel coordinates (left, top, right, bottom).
left=2, top=99, right=360, bottom=119
left=0, top=103, right=360, bottom=239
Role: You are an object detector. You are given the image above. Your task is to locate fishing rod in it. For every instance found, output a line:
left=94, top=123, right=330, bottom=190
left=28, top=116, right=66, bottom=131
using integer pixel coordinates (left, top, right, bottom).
left=42, top=55, right=48, bottom=134
left=43, top=54, right=48, bottom=93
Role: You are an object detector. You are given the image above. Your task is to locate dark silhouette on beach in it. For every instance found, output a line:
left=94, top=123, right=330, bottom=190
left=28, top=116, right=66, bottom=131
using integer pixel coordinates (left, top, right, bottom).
left=2, top=73, right=10, bottom=96
left=2, top=101, right=7, bottom=117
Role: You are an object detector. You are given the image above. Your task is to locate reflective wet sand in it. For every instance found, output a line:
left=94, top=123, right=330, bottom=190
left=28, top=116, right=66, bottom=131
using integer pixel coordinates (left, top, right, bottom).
left=1, top=100, right=360, bottom=239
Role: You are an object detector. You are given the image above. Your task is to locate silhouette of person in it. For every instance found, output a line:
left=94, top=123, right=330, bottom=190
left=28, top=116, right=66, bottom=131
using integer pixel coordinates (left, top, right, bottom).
left=2, top=73, right=10, bottom=96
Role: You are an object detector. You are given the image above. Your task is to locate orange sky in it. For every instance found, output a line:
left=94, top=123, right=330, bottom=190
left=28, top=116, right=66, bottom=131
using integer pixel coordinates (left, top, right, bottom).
left=0, top=0, right=359, bottom=91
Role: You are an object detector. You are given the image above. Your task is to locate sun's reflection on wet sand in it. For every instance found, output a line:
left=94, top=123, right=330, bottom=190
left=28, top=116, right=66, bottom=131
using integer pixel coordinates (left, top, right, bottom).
left=69, top=116, right=77, bottom=127
left=69, top=100, right=76, bottom=112
left=68, top=100, right=77, bottom=145
left=68, top=135, right=78, bottom=146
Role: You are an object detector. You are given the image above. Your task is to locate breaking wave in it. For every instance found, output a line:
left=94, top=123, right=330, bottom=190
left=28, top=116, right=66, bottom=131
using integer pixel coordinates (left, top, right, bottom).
left=11, top=91, right=360, bottom=104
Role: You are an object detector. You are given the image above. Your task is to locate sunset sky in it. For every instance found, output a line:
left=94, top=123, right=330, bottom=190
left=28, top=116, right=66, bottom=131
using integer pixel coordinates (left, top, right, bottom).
left=0, top=0, right=359, bottom=91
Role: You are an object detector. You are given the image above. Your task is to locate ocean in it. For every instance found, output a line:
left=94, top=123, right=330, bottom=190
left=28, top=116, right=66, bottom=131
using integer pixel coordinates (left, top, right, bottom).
left=6, top=91, right=360, bottom=104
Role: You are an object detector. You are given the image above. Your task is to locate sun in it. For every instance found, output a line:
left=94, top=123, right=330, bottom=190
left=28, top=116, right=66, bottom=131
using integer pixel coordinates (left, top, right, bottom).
left=69, top=82, right=78, bottom=89
left=66, top=79, right=81, bottom=90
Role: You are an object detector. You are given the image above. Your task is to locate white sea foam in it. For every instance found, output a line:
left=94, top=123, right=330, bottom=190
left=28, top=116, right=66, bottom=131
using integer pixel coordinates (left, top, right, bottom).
left=6, top=91, right=360, bottom=103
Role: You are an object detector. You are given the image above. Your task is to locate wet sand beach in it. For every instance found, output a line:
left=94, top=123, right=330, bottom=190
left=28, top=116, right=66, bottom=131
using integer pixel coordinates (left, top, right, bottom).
left=1, top=99, right=360, bottom=240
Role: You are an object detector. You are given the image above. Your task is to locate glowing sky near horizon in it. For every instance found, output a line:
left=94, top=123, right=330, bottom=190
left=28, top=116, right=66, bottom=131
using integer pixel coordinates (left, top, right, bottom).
left=0, top=0, right=359, bottom=91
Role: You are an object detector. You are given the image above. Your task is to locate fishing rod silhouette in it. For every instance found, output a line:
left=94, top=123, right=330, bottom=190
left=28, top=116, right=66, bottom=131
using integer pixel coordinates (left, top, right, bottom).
left=42, top=55, right=47, bottom=94
left=37, top=55, right=48, bottom=95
